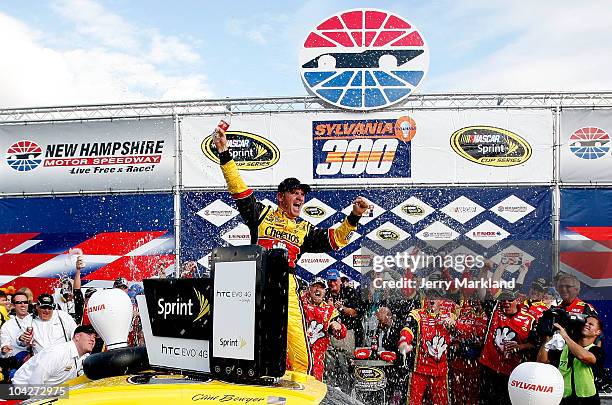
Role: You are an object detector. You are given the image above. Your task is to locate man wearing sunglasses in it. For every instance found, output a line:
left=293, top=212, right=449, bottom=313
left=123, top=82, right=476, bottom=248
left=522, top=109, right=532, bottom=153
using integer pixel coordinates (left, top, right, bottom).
left=0, top=292, right=33, bottom=380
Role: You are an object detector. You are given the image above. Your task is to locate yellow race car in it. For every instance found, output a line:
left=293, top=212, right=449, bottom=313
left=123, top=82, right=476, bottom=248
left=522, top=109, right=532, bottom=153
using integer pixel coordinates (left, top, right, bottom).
left=23, top=369, right=362, bottom=405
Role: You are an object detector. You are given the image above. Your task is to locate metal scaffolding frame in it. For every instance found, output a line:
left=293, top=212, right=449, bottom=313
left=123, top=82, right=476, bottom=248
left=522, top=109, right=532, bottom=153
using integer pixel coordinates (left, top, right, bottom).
left=2, top=91, right=612, bottom=123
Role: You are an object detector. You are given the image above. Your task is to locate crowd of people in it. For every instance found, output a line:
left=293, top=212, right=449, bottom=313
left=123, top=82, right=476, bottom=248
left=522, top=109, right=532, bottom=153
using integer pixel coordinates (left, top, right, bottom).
left=0, top=254, right=145, bottom=386
left=295, top=267, right=606, bottom=405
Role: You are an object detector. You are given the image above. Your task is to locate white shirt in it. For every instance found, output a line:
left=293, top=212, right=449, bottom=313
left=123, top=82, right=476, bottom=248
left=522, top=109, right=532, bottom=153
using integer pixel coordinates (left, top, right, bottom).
left=0, top=313, right=33, bottom=357
left=12, top=340, right=89, bottom=386
left=31, top=310, right=77, bottom=355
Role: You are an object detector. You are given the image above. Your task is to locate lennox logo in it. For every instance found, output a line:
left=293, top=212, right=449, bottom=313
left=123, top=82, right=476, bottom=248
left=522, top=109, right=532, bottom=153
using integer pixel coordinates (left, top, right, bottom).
left=300, top=8, right=429, bottom=110
left=450, top=126, right=532, bottom=167
left=201, top=131, right=280, bottom=170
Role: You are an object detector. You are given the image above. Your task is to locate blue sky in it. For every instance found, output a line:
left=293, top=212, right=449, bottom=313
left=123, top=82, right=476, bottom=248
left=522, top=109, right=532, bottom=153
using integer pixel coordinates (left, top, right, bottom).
left=1, top=0, right=611, bottom=108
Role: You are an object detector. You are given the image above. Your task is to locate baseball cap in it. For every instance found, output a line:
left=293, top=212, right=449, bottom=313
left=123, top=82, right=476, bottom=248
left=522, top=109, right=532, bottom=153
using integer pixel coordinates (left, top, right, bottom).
left=74, top=324, right=97, bottom=335
left=310, top=277, right=327, bottom=287
left=530, top=278, right=547, bottom=292
left=37, top=293, right=54, bottom=308
left=84, top=288, right=97, bottom=299
left=113, top=277, right=128, bottom=289
left=326, top=268, right=340, bottom=281
left=277, top=178, right=311, bottom=194
left=498, top=289, right=518, bottom=301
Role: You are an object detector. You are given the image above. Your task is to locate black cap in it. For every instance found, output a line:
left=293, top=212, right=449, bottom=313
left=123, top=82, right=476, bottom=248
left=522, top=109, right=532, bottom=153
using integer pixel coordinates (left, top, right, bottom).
left=277, top=178, right=311, bottom=193
left=498, top=289, right=518, bottom=301
left=530, top=279, right=546, bottom=292
left=37, top=293, right=54, bottom=308
left=84, top=288, right=96, bottom=299
left=113, top=277, right=128, bottom=289
left=74, top=324, right=97, bottom=335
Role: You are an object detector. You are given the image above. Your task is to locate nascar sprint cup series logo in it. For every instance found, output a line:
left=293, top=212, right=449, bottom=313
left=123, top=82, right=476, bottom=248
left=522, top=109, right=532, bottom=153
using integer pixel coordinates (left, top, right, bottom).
left=202, top=131, right=280, bottom=170
left=451, top=126, right=532, bottom=167
left=313, top=116, right=416, bottom=178
left=300, top=8, right=429, bottom=110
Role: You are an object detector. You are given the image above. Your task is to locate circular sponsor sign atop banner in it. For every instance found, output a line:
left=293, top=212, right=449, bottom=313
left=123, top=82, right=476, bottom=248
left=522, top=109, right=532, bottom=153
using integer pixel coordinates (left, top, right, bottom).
left=299, top=8, right=429, bottom=111
left=568, top=126, right=610, bottom=160
left=6, top=140, right=43, bottom=171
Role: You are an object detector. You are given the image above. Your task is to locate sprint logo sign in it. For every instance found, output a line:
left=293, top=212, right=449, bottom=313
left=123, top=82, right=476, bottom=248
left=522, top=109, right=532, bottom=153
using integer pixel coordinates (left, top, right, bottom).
left=312, top=116, right=415, bottom=179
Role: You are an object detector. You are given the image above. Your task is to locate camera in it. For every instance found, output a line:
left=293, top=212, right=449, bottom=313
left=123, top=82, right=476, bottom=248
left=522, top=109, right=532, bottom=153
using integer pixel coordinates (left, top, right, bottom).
left=536, top=307, right=586, bottom=338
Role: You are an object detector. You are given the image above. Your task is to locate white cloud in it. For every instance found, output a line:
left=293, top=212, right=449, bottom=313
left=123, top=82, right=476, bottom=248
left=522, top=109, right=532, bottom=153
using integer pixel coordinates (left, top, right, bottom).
left=426, top=1, right=612, bottom=92
left=0, top=2, right=211, bottom=108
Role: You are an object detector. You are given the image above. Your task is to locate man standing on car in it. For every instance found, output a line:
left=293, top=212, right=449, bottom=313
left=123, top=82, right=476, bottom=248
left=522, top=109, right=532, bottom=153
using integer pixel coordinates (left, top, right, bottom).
left=213, top=124, right=368, bottom=377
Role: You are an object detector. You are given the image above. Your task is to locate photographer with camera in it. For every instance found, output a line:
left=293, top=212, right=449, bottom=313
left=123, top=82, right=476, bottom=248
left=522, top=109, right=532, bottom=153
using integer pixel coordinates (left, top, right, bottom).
left=537, top=316, right=605, bottom=404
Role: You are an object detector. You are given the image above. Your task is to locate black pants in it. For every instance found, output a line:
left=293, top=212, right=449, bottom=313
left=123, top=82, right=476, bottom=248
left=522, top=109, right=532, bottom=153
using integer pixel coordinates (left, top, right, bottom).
left=561, top=394, right=600, bottom=405
left=479, top=365, right=511, bottom=405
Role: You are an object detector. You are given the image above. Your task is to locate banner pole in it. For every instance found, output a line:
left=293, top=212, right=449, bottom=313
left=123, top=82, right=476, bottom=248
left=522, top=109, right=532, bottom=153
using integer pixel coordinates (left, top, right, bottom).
left=173, top=113, right=182, bottom=277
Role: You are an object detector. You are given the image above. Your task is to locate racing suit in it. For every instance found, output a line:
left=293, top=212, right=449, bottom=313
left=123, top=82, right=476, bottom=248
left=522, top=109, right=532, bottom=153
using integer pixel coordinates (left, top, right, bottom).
left=449, top=301, right=487, bottom=405
left=478, top=302, right=535, bottom=404
left=219, top=152, right=358, bottom=376
left=399, top=307, right=455, bottom=405
left=300, top=293, right=347, bottom=381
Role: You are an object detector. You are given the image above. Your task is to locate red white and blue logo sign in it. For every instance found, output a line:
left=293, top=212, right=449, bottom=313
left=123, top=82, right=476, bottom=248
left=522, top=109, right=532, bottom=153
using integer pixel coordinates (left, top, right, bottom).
left=569, top=127, right=610, bottom=159
left=299, top=8, right=429, bottom=111
left=6, top=140, right=43, bottom=171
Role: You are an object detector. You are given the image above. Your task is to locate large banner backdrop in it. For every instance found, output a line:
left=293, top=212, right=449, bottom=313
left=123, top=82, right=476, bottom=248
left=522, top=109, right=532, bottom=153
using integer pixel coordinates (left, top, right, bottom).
left=0, top=119, right=175, bottom=194
left=560, top=109, right=612, bottom=183
left=560, top=188, right=612, bottom=299
left=0, top=194, right=175, bottom=296
left=181, top=110, right=553, bottom=187
left=182, top=187, right=552, bottom=286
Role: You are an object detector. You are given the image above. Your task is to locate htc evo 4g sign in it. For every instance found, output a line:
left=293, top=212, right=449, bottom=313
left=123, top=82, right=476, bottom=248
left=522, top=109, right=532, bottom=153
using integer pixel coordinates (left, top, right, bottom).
left=451, top=126, right=532, bottom=167
left=202, top=131, right=280, bottom=170
left=143, top=279, right=212, bottom=340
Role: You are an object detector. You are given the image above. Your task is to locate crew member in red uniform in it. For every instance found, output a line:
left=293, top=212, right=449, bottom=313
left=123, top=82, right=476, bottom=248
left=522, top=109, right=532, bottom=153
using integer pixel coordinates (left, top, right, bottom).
left=449, top=299, right=488, bottom=405
left=524, top=278, right=551, bottom=322
left=479, top=290, right=536, bottom=405
left=398, top=294, right=456, bottom=405
left=555, top=274, right=597, bottom=316
left=213, top=125, right=368, bottom=376
left=300, top=277, right=346, bottom=381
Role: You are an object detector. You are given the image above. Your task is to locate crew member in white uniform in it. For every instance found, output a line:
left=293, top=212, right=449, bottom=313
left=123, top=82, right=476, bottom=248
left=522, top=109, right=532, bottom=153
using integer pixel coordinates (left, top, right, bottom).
left=12, top=324, right=97, bottom=385
left=18, top=294, right=77, bottom=355
left=0, top=291, right=33, bottom=358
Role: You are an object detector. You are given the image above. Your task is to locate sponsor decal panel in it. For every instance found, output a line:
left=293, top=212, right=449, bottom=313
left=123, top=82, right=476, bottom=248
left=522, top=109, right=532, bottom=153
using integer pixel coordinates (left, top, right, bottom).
left=491, top=195, right=535, bottom=223
left=221, top=224, right=251, bottom=246
left=391, top=196, right=434, bottom=224
left=197, top=200, right=239, bottom=227
left=466, top=220, right=510, bottom=248
left=313, top=117, right=414, bottom=178
left=366, top=221, right=410, bottom=249
left=440, top=196, right=485, bottom=224
left=568, top=126, right=610, bottom=160
left=416, top=221, right=460, bottom=249
left=450, top=126, right=532, bottom=167
left=297, top=253, right=337, bottom=274
left=299, top=8, right=429, bottom=110
left=201, top=131, right=280, bottom=170
left=299, top=198, right=336, bottom=225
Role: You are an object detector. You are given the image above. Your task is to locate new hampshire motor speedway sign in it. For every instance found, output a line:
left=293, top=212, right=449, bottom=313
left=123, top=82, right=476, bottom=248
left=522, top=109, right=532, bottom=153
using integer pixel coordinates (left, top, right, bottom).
left=0, top=119, right=175, bottom=194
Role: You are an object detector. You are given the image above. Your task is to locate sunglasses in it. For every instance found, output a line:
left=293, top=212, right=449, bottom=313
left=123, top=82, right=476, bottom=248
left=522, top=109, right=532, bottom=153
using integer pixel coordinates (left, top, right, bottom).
left=38, top=305, right=54, bottom=309
left=13, top=301, right=29, bottom=305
